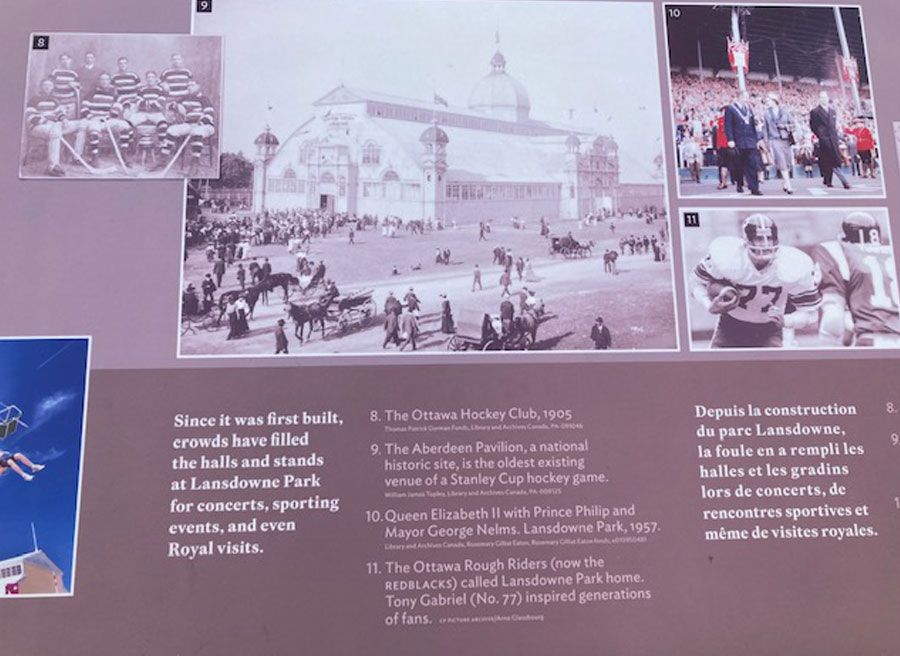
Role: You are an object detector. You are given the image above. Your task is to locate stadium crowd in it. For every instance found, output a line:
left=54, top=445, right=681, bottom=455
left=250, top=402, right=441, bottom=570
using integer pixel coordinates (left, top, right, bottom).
left=671, top=72, right=879, bottom=186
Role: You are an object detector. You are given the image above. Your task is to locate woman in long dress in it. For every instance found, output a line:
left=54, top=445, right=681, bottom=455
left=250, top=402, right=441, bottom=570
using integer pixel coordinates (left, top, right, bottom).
left=440, top=294, right=455, bottom=334
left=235, top=296, right=250, bottom=336
left=525, top=257, right=540, bottom=282
left=226, top=299, right=238, bottom=340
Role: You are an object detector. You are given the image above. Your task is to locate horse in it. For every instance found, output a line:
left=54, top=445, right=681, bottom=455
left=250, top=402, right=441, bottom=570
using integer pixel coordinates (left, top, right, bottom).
left=515, top=309, right=540, bottom=345
left=265, top=272, right=300, bottom=302
left=284, top=300, right=329, bottom=343
left=217, top=283, right=264, bottom=324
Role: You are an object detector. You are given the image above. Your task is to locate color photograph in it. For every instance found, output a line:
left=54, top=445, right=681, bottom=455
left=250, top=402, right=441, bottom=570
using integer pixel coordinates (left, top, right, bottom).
left=0, top=338, right=90, bottom=597
left=665, top=4, right=884, bottom=198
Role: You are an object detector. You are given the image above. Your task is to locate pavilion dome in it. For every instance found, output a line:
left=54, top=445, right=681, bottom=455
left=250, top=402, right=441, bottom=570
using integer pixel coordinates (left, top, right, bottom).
left=254, top=128, right=280, bottom=147
left=467, top=49, right=531, bottom=122
left=419, top=124, right=449, bottom=145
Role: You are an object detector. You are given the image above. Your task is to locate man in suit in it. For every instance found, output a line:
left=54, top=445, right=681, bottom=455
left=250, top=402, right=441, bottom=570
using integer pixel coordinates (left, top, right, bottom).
left=590, top=316, right=612, bottom=350
left=274, top=319, right=289, bottom=354
left=810, top=91, right=851, bottom=190
left=724, top=91, right=763, bottom=195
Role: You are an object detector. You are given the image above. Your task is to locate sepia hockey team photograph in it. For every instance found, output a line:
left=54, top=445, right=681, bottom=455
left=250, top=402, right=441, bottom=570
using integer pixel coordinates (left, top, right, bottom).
left=20, top=33, right=223, bottom=180
left=681, top=207, right=899, bottom=350
left=177, top=0, right=678, bottom=358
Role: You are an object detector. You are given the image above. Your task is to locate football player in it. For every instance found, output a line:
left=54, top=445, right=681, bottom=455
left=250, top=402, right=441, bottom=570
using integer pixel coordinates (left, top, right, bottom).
left=813, top=211, right=900, bottom=347
left=690, top=214, right=822, bottom=348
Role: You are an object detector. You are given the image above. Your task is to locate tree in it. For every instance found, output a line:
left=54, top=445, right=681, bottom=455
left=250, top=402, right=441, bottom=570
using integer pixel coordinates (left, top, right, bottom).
left=210, top=152, right=254, bottom=188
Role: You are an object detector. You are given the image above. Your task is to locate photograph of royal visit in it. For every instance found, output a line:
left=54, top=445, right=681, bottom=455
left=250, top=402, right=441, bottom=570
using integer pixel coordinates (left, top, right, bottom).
left=666, top=4, right=884, bottom=199
left=179, top=0, right=676, bottom=357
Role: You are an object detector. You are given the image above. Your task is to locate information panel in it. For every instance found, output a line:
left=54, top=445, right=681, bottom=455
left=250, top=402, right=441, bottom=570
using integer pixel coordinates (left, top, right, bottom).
left=4, top=0, right=900, bottom=654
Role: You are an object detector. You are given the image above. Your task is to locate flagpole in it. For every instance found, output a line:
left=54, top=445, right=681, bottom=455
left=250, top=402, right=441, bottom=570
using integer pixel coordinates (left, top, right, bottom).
left=833, top=6, right=862, bottom=115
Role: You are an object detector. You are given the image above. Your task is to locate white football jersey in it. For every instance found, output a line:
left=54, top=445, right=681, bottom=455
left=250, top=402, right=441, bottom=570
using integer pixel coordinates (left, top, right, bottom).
left=695, top=236, right=822, bottom=324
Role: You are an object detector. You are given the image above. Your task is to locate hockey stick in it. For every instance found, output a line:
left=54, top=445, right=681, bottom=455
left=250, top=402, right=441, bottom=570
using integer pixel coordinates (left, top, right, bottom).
left=59, top=136, right=118, bottom=175
left=151, top=131, right=192, bottom=178
left=105, top=121, right=136, bottom=176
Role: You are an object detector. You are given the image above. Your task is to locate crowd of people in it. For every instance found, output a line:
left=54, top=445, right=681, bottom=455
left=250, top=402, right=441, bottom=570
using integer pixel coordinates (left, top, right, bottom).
left=25, top=50, right=217, bottom=176
left=671, top=73, right=879, bottom=194
left=181, top=202, right=668, bottom=353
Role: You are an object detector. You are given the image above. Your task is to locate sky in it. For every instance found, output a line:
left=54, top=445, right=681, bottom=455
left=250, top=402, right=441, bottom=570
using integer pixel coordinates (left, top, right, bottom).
left=195, top=0, right=665, bottom=182
left=0, top=338, right=89, bottom=593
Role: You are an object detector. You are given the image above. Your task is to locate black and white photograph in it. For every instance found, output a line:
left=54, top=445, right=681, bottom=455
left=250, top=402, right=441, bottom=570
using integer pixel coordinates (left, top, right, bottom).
left=178, top=0, right=676, bottom=357
left=20, top=33, right=223, bottom=179
left=665, top=4, right=884, bottom=199
left=681, top=207, right=899, bottom=350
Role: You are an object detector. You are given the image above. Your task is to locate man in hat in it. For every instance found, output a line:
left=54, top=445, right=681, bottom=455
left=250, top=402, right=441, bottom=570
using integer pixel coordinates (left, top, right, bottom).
left=404, top=287, right=421, bottom=315
left=275, top=319, right=289, bottom=354
left=590, top=316, right=612, bottom=350
left=182, top=283, right=200, bottom=315
left=201, top=273, right=217, bottom=308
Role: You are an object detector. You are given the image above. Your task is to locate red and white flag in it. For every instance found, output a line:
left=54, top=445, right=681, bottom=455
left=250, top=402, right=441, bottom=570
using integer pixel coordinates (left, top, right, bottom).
left=840, top=55, right=859, bottom=84
left=727, top=37, right=750, bottom=73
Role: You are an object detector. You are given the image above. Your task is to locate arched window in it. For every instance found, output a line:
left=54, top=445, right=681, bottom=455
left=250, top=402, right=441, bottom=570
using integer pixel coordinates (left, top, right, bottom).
left=320, top=172, right=335, bottom=184
left=299, top=140, right=316, bottom=164
left=383, top=170, right=400, bottom=201
left=338, top=176, right=347, bottom=197
left=283, top=166, right=296, bottom=179
left=362, top=141, right=381, bottom=165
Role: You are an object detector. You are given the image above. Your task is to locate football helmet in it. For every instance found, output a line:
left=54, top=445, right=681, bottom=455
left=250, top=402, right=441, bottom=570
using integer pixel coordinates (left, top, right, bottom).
left=841, top=211, right=881, bottom=244
left=742, top=214, right=779, bottom=266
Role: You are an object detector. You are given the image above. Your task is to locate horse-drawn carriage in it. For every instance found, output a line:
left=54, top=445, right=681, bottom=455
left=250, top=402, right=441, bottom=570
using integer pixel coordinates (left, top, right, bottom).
left=549, top=235, right=593, bottom=259
left=331, top=289, right=378, bottom=333
left=285, top=288, right=378, bottom=342
left=446, top=309, right=536, bottom=352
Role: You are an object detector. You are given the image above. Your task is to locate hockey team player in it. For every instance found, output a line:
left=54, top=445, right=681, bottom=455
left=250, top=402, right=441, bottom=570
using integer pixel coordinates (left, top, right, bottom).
left=24, top=78, right=87, bottom=176
left=159, top=80, right=216, bottom=174
left=80, top=72, right=134, bottom=166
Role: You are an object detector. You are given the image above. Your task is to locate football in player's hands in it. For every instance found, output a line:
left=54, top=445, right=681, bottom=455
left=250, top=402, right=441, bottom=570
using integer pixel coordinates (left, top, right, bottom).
left=707, top=283, right=739, bottom=314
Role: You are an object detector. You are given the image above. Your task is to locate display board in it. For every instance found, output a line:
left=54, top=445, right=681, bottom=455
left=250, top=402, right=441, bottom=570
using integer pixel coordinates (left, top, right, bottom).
left=4, top=1, right=900, bottom=653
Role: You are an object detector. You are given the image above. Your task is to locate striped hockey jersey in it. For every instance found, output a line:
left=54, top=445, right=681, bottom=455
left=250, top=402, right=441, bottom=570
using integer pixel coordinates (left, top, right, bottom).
left=111, top=71, right=141, bottom=106
left=80, top=87, right=123, bottom=119
left=180, top=93, right=215, bottom=126
left=161, top=67, right=193, bottom=99
left=25, top=94, right=65, bottom=127
left=50, top=68, right=80, bottom=102
left=136, top=84, right=165, bottom=112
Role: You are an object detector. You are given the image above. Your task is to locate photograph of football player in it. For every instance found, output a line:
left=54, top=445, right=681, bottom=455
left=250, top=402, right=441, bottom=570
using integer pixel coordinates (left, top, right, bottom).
left=690, top=214, right=821, bottom=348
left=681, top=208, right=898, bottom=350
left=813, top=211, right=900, bottom=347
left=19, top=33, right=222, bottom=179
